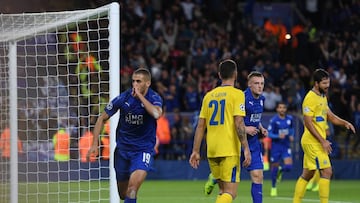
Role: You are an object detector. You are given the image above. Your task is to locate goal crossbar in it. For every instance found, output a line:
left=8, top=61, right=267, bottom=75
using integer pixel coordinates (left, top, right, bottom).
left=0, top=4, right=112, bottom=43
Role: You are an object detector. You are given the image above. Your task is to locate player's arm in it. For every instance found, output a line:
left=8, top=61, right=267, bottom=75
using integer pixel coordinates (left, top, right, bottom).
left=267, top=119, right=279, bottom=139
left=304, top=115, right=332, bottom=154
left=134, top=90, right=162, bottom=119
left=87, top=111, right=109, bottom=161
left=235, top=115, right=251, bottom=167
left=189, top=118, right=206, bottom=169
left=327, top=108, right=356, bottom=134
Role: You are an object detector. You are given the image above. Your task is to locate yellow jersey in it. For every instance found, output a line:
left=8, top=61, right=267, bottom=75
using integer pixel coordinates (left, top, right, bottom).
left=199, top=86, right=246, bottom=157
left=301, top=90, right=328, bottom=144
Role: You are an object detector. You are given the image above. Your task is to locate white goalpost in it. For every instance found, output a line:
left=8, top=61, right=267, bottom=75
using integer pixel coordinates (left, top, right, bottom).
left=0, top=3, right=120, bottom=203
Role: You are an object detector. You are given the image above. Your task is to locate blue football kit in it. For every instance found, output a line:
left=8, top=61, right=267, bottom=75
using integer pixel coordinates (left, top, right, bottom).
left=267, top=114, right=294, bottom=163
left=241, top=88, right=265, bottom=171
left=104, top=88, right=163, bottom=180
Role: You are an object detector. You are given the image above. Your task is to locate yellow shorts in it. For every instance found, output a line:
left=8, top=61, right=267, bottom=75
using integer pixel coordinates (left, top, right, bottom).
left=302, top=143, right=331, bottom=170
left=208, top=156, right=240, bottom=183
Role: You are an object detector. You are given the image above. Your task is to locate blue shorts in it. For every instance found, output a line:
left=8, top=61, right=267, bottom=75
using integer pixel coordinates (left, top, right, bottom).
left=114, top=149, right=154, bottom=181
left=241, top=149, right=263, bottom=171
left=270, top=145, right=292, bottom=163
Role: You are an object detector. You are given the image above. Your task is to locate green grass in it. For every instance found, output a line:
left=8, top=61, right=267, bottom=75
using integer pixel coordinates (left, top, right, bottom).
left=1, top=180, right=359, bottom=202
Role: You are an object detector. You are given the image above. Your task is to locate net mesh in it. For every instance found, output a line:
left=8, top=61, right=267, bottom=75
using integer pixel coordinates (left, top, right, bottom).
left=0, top=5, right=114, bottom=202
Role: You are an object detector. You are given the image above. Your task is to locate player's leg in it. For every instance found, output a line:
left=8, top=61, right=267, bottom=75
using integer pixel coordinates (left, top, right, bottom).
left=206, top=158, right=220, bottom=196
left=215, top=156, right=240, bottom=203
left=270, top=162, right=279, bottom=197
left=125, top=170, right=147, bottom=203
left=249, top=150, right=264, bottom=203
left=293, top=168, right=315, bottom=203
left=270, top=149, right=280, bottom=197
left=216, top=181, right=238, bottom=203
left=250, top=169, right=263, bottom=203
left=114, top=149, right=130, bottom=200
left=124, top=150, right=154, bottom=203
left=293, top=143, right=318, bottom=203
left=204, top=172, right=217, bottom=195
left=311, top=170, right=320, bottom=191
left=117, top=181, right=129, bottom=200
left=318, top=167, right=332, bottom=203
left=278, top=155, right=293, bottom=181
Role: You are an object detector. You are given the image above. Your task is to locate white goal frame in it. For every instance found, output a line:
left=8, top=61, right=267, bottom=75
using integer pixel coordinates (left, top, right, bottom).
left=0, top=3, right=120, bottom=203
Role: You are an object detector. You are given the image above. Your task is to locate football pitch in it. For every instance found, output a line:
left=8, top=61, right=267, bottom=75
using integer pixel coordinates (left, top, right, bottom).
left=6, top=179, right=359, bottom=202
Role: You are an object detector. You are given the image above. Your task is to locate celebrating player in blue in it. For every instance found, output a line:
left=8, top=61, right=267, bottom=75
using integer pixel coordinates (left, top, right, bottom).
left=87, top=68, right=163, bottom=203
left=267, top=101, right=294, bottom=197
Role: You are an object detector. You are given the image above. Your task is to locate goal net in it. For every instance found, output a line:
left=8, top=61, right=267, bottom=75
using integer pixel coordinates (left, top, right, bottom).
left=0, top=3, right=120, bottom=203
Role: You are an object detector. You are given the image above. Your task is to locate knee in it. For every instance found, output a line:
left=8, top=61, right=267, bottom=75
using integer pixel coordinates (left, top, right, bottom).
left=321, top=168, right=332, bottom=178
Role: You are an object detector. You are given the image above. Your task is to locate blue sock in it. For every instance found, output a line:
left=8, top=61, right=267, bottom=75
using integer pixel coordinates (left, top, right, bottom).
left=251, top=182, right=262, bottom=203
left=282, top=164, right=292, bottom=172
left=271, top=167, right=278, bottom=187
left=124, top=197, right=136, bottom=203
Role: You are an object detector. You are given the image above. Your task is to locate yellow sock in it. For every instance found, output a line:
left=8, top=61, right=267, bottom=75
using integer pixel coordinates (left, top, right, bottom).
left=216, top=193, right=233, bottom=203
left=293, top=177, right=308, bottom=203
left=319, top=178, right=330, bottom=203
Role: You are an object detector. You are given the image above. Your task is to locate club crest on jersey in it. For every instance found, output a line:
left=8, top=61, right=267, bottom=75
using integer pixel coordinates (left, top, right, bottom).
left=106, top=102, right=113, bottom=110
left=240, top=104, right=245, bottom=111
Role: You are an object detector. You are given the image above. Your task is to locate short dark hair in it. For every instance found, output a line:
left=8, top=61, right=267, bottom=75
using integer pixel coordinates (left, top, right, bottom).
left=313, top=69, right=329, bottom=83
left=133, top=68, right=151, bottom=81
left=276, top=101, right=287, bottom=108
left=219, top=59, right=237, bottom=79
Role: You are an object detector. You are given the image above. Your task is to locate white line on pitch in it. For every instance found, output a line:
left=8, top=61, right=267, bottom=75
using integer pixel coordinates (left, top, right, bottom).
left=274, top=197, right=356, bottom=203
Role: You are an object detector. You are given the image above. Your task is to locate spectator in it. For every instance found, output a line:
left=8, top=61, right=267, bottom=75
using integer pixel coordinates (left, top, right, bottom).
left=183, top=84, right=200, bottom=112
left=154, top=106, right=171, bottom=158
left=0, top=126, right=23, bottom=160
left=52, top=128, right=70, bottom=161
left=263, top=85, right=283, bottom=112
left=79, top=130, right=97, bottom=162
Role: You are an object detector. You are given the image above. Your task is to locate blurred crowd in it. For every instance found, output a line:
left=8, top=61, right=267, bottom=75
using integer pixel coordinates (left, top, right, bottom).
left=1, top=0, right=359, bottom=160
left=112, top=0, right=360, bottom=159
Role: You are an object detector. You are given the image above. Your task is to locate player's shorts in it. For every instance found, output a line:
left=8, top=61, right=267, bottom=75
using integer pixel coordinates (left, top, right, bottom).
left=270, top=145, right=292, bottom=163
left=208, top=156, right=240, bottom=183
left=241, top=149, right=263, bottom=171
left=302, top=143, right=331, bottom=170
left=114, top=148, right=154, bottom=181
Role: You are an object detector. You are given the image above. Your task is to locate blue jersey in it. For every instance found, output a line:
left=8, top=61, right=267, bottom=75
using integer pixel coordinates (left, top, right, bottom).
left=243, top=88, right=265, bottom=152
left=267, top=114, right=294, bottom=148
left=105, top=88, right=163, bottom=152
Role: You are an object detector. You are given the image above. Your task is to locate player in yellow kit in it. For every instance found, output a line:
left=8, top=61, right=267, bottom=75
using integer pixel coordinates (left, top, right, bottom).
left=293, top=69, right=356, bottom=203
left=189, top=59, right=251, bottom=203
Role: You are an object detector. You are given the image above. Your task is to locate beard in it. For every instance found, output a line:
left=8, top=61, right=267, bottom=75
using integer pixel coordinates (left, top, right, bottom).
left=319, top=87, right=328, bottom=94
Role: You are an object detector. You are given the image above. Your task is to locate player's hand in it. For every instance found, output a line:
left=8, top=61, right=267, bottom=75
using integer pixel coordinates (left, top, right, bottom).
left=246, top=126, right=259, bottom=136
left=321, top=140, right=332, bottom=155
left=345, top=122, right=356, bottom=134
left=132, top=87, right=142, bottom=98
left=86, top=146, right=98, bottom=162
left=242, top=148, right=251, bottom=168
left=260, top=128, right=268, bottom=137
left=189, top=152, right=200, bottom=169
